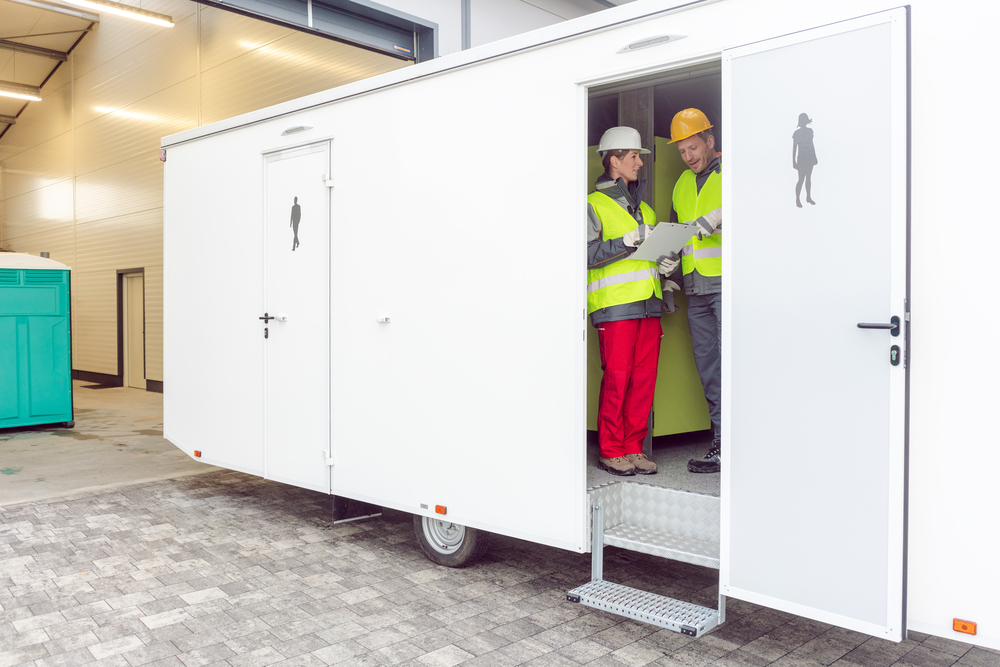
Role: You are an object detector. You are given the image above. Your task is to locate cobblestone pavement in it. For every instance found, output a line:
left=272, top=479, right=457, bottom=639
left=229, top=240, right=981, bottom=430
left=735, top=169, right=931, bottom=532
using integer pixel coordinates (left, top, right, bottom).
left=2, top=471, right=997, bottom=667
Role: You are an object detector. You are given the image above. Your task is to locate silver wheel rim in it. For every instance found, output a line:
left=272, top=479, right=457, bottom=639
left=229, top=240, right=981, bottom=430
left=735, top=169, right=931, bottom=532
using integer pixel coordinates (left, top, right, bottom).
left=422, top=517, right=466, bottom=555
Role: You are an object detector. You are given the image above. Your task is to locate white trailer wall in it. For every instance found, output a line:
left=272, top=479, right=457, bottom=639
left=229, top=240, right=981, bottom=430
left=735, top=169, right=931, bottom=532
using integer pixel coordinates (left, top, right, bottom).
left=164, top=0, right=1000, bottom=650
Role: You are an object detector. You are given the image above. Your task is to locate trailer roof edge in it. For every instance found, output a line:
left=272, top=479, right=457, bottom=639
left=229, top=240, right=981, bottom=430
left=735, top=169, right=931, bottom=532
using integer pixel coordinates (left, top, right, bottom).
left=160, top=0, right=718, bottom=149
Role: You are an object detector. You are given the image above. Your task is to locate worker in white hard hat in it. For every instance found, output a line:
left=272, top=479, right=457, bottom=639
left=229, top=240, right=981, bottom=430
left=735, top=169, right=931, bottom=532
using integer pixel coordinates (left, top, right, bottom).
left=587, top=126, right=670, bottom=477
left=665, top=108, right=724, bottom=473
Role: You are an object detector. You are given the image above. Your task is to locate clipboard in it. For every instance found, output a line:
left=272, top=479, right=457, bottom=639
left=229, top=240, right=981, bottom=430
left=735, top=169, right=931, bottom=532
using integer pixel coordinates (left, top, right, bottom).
left=629, top=222, right=701, bottom=262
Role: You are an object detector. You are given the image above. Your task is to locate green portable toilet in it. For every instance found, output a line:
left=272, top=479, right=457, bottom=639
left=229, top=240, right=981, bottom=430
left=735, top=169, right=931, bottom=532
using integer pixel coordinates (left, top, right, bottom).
left=0, top=253, right=74, bottom=429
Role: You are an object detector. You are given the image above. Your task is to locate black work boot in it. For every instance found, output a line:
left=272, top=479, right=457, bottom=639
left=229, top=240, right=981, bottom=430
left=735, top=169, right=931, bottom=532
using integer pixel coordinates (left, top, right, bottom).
left=688, top=425, right=721, bottom=474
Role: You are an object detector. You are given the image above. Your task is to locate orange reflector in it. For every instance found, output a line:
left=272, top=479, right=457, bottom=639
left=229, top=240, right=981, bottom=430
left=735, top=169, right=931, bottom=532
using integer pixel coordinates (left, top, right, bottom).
left=193, top=450, right=202, bottom=458
left=435, top=505, right=447, bottom=515
left=954, top=619, right=977, bottom=635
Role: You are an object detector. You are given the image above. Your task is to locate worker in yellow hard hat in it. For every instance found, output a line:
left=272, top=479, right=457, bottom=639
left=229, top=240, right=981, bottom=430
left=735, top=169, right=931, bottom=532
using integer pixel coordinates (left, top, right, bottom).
left=665, top=108, right=724, bottom=474
left=586, top=126, right=666, bottom=477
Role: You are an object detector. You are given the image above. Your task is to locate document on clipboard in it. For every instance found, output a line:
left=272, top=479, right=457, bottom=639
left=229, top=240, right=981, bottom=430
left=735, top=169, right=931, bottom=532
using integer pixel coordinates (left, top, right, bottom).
left=629, top=222, right=701, bottom=262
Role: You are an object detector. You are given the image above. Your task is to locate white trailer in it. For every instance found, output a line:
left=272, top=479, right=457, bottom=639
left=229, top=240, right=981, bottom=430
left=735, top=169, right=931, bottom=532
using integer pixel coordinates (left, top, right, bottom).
left=161, top=0, right=1000, bottom=650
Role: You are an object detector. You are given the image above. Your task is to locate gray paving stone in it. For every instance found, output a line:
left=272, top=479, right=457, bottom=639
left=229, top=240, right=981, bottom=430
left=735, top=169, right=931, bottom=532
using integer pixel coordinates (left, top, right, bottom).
left=895, top=646, right=966, bottom=667
left=955, top=647, right=1000, bottom=667
left=921, top=636, right=975, bottom=658
left=33, top=647, right=97, bottom=667
left=119, top=640, right=182, bottom=666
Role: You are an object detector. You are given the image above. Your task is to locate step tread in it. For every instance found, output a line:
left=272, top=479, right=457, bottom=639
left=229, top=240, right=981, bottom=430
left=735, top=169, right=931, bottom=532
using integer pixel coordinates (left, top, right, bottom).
left=604, top=524, right=720, bottom=569
left=567, top=580, right=719, bottom=637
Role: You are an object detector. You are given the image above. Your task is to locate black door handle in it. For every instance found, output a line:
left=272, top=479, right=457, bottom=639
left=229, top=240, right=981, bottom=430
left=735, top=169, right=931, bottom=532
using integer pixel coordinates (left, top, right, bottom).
left=857, top=315, right=900, bottom=337
left=259, top=312, right=275, bottom=322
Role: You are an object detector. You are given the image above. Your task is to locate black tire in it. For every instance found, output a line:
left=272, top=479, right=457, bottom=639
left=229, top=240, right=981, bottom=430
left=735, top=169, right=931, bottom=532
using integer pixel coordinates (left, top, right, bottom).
left=61, top=421, right=75, bottom=429
left=412, top=514, right=491, bottom=567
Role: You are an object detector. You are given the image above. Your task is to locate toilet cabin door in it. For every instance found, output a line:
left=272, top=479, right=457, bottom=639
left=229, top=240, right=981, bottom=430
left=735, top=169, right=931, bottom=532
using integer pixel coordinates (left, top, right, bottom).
left=721, top=8, right=909, bottom=641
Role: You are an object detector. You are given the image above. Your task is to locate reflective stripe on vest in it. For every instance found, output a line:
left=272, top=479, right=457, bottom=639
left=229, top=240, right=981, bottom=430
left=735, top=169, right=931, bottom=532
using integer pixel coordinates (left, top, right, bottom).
left=586, top=192, right=661, bottom=314
left=672, top=168, right=722, bottom=277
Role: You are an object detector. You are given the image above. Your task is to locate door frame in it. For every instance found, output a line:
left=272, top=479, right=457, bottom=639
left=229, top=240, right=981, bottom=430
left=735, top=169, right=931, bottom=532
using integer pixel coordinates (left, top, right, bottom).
left=260, top=140, right=333, bottom=493
left=117, top=268, right=146, bottom=389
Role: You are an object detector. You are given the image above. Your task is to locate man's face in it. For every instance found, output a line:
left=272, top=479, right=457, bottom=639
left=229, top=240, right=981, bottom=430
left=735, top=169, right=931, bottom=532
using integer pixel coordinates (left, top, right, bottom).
left=612, top=150, right=644, bottom=183
left=677, top=134, right=716, bottom=174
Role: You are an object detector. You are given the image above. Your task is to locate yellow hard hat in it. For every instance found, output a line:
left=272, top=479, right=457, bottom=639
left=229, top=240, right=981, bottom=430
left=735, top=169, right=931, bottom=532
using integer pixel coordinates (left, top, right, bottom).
left=667, top=108, right=713, bottom=144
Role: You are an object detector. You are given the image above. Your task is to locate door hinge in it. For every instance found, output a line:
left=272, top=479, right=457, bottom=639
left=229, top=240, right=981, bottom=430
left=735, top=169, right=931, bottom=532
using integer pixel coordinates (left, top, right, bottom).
left=322, top=173, right=334, bottom=188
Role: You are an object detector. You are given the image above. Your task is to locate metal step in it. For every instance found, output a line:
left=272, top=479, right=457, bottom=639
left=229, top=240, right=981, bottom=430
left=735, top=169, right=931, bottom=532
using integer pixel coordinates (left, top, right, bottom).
left=587, top=482, right=720, bottom=565
left=604, top=524, right=720, bottom=569
left=567, top=580, right=720, bottom=637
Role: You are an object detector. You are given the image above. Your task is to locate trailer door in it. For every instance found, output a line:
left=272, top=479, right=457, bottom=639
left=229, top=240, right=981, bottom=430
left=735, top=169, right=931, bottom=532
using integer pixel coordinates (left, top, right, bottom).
left=263, top=141, right=332, bottom=493
left=721, top=9, right=908, bottom=640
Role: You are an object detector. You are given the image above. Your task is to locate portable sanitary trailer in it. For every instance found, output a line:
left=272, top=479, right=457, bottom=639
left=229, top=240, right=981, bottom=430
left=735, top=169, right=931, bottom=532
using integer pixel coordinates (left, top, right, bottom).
left=162, top=0, right=1000, bottom=650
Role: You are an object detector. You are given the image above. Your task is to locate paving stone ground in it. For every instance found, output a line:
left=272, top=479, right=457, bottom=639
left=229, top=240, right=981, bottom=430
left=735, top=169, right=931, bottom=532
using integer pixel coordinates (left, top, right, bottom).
left=1, top=470, right=997, bottom=667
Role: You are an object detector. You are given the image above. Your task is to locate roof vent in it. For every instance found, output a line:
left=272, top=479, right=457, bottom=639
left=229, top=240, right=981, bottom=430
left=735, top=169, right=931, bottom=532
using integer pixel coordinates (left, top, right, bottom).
left=618, top=34, right=686, bottom=53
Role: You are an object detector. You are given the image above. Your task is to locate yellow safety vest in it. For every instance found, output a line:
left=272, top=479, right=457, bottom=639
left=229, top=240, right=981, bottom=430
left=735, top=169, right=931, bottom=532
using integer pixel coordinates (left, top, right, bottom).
left=672, top=169, right=722, bottom=277
left=587, top=192, right=661, bottom=314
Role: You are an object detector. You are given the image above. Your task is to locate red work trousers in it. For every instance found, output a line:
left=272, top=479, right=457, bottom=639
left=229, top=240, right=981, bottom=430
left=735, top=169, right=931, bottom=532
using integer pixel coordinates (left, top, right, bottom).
left=597, top=316, right=662, bottom=458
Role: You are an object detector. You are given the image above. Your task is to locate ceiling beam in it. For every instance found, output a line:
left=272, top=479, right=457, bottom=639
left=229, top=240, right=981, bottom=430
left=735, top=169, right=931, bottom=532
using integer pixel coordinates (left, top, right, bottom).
left=5, top=0, right=100, bottom=21
left=0, top=39, right=69, bottom=62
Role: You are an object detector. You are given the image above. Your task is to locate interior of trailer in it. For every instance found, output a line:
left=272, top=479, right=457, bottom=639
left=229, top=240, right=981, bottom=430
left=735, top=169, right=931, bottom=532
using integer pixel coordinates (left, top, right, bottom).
left=570, top=64, right=727, bottom=636
left=585, top=61, right=723, bottom=498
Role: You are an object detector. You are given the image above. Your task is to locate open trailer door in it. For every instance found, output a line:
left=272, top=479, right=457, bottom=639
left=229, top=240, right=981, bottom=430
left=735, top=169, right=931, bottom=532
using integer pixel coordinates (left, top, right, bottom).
left=721, top=9, right=909, bottom=640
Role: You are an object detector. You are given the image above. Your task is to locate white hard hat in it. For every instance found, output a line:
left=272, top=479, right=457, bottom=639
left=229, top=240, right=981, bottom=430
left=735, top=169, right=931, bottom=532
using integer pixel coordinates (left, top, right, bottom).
left=597, top=126, right=651, bottom=155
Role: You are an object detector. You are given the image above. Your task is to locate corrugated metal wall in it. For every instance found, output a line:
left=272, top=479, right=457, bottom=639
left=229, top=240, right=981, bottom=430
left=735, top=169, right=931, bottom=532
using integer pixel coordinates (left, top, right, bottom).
left=0, top=0, right=410, bottom=385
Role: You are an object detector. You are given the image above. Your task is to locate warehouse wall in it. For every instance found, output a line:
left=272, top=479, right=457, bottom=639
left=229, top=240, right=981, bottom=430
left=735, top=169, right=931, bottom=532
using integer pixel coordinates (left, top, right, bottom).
left=381, top=0, right=621, bottom=57
left=0, top=0, right=411, bottom=386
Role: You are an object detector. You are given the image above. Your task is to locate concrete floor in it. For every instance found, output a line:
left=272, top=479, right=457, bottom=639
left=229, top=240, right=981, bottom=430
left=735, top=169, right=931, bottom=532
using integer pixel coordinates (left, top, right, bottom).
left=1, top=383, right=997, bottom=667
left=0, top=382, right=217, bottom=506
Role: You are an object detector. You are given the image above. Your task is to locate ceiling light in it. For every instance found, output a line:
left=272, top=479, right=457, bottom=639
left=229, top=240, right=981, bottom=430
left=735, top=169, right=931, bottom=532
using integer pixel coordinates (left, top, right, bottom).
left=0, top=81, right=42, bottom=102
left=62, top=0, right=174, bottom=27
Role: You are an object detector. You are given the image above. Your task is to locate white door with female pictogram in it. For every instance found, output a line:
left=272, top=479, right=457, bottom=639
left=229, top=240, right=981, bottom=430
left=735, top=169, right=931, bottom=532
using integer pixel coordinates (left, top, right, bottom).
left=722, top=9, right=909, bottom=640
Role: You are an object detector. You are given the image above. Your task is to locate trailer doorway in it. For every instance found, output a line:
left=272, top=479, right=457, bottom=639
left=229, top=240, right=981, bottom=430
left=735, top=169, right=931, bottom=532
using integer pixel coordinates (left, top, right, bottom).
left=585, top=62, right=723, bottom=497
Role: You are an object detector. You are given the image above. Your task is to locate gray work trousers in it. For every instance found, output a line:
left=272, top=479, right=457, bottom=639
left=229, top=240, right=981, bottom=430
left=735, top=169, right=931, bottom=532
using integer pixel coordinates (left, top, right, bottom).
left=687, top=293, right=722, bottom=428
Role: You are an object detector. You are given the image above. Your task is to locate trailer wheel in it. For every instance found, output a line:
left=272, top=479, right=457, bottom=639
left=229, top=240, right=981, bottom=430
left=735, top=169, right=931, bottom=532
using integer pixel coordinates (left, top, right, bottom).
left=413, top=515, right=491, bottom=567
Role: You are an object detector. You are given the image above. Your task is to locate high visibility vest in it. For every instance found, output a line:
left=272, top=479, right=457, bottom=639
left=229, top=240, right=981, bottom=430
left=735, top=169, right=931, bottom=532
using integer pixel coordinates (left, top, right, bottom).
left=672, top=169, right=722, bottom=277
left=587, top=192, right=661, bottom=314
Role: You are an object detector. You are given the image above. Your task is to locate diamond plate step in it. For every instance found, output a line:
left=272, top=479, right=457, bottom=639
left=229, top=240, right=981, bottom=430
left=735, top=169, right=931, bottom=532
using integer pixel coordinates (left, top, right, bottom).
left=566, top=580, right=720, bottom=637
left=587, top=482, right=720, bottom=566
left=604, top=524, right=720, bottom=569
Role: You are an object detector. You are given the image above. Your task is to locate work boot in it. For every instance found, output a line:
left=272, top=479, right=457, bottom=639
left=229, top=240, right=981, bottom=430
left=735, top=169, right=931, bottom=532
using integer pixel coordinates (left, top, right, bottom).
left=624, top=452, right=657, bottom=475
left=687, top=446, right=720, bottom=473
left=598, top=456, right=636, bottom=476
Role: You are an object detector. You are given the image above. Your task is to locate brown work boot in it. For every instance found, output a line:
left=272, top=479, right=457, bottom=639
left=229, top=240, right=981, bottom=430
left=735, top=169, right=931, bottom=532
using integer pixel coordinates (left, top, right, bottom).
left=625, top=452, right=657, bottom=475
left=598, top=456, right=636, bottom=476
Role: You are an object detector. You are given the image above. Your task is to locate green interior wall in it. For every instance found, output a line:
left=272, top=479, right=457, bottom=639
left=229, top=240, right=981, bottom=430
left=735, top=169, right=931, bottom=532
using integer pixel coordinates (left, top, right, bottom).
left=586, top=138, right=710, bottom=436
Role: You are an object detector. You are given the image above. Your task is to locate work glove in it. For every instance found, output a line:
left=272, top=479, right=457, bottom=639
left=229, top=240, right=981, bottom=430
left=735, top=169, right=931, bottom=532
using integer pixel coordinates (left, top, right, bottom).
left=656, top=252, right=680, bottom=276
left=622, top=224, right=655, bottom=248
left=694, top=208, right=722, bottom=240
left=661, top=279, right=681, bottom=293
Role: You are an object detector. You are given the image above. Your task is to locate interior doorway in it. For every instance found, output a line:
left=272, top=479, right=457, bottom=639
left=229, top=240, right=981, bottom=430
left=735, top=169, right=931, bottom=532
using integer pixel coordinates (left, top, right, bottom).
left=585, top=61, right=722, bottom=495
left=121, top=271, right=146, bottom=390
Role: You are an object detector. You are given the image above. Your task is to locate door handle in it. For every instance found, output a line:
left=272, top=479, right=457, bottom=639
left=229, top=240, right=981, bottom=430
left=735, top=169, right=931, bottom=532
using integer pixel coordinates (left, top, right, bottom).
left=258, top=313, right=275, bottom=322
left=857, top=315, right=900, bottom=337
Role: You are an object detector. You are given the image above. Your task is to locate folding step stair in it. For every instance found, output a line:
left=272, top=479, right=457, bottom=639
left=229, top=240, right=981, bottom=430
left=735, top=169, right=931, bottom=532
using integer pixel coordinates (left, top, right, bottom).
left=566, top=481, right=724, bottom=637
